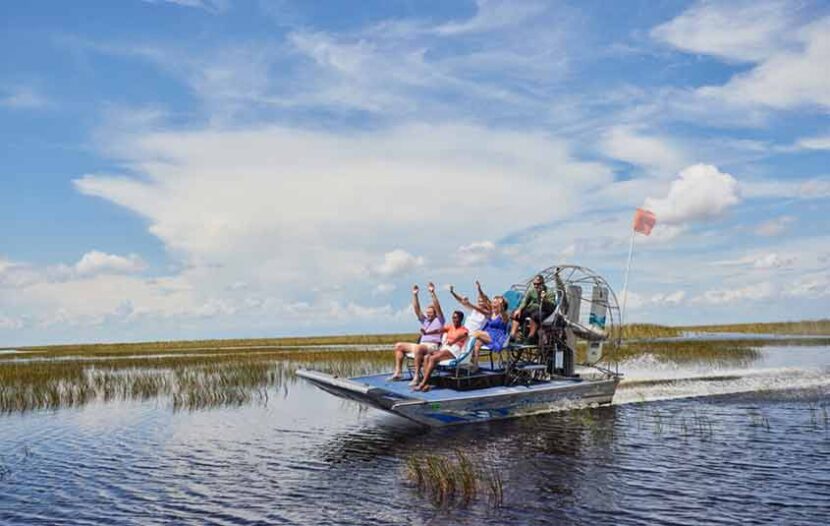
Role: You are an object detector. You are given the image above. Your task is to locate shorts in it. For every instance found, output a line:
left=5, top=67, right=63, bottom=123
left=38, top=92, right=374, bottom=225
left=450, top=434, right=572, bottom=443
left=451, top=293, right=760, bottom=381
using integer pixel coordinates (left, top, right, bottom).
left=421, top=342, right=440, bottom=352
left=440, top=343, right=463, bottom=358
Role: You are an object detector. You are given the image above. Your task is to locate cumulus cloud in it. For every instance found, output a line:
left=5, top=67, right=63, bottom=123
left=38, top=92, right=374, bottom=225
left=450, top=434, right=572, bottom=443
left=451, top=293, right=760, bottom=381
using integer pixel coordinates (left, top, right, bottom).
left=643, top=164, right=740, bottom=225
left=74, top=123, right=609, bottom=291
left=74, top=251, right=147, bottom=276
left=374, top=250, right=425, bottom=277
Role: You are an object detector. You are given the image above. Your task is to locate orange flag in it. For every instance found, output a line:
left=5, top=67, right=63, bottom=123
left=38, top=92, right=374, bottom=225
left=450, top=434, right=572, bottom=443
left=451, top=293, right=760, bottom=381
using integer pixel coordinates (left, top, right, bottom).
left=633, top=208, right=656, bottom=235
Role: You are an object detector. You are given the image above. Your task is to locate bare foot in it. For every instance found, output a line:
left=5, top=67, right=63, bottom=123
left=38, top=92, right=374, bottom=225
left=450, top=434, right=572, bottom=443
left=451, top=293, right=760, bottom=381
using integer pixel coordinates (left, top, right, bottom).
left=388, top=373, right=402, bottom=381
left=421, top=384, right=432, bottom=392
left=408, top=378, right=420, bottom=387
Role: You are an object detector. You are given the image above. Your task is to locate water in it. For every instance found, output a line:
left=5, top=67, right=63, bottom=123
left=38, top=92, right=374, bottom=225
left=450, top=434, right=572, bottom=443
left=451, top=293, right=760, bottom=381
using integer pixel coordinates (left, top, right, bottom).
left=1, top=346, right=829, bottom=525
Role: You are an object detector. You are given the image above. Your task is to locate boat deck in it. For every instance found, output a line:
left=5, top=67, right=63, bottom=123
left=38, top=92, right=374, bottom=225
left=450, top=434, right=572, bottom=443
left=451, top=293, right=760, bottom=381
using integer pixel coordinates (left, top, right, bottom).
left=352, top=371, right=584, bottom=403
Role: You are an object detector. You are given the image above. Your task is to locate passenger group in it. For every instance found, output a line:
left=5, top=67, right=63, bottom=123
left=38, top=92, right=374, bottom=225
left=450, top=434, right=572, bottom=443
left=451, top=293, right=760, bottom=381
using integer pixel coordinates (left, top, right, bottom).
left=390, top=278, right=551, bottom=391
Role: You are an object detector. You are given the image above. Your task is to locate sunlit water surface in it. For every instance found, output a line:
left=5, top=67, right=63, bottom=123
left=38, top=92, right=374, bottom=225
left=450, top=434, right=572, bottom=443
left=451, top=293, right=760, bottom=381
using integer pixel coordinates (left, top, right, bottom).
left=1, top=346, right=829, bottom=525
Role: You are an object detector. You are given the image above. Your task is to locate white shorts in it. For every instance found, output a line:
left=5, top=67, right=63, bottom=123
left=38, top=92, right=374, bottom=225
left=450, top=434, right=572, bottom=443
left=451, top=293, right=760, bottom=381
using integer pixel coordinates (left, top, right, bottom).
left=440, top=343, right=463, bottom=358
left=421, top=342, right=440, bottom=352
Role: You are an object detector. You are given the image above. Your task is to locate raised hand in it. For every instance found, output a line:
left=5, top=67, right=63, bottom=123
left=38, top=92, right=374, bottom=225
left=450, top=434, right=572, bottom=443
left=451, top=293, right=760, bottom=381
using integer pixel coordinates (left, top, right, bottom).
left=449, top=285, right=455, bottom=293
left=475, top=280, right=481, bottom=290
left=412, top=284, right=419, bottom=295
left=427, top=282, right=435, bottom=294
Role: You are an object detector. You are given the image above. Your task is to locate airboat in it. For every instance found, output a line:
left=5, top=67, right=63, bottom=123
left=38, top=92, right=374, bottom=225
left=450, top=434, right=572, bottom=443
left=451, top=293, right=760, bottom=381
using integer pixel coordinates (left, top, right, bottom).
left=297, top=265, right=622, bottom=426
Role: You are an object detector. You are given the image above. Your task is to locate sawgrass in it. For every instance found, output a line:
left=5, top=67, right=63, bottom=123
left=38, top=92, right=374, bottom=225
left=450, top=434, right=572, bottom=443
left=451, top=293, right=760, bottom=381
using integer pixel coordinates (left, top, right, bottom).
left=682, top=319, right=830, bottom=336
left=621, top=324, right=682, bottom=339
left=9, top=333, right=417, bottom=357
left=0, top=349, right=389, bottom=413
left=2, top=322, right=828, bottom=413
left=404, top=450, right=503, bottom=508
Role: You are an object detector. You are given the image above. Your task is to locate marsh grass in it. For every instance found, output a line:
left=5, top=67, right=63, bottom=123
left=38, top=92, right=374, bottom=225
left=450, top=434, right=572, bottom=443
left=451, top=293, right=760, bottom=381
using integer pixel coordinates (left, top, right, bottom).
left=404, top=450, right=503, bottom=509
left=621, top=324, right=682, bottom=339
left=683, top=319, right=830, bottom=336
left=0, top=329, right=825, bottom=413
left=10, top=333, right=417, bottom=358
left=0, top=348, right=390, bottom=413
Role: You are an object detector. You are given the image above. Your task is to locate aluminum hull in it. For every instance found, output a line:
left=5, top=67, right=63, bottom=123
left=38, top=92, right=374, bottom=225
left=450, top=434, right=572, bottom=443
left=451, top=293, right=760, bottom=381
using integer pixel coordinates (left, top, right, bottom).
left=296, top=368, right=619, bottom=427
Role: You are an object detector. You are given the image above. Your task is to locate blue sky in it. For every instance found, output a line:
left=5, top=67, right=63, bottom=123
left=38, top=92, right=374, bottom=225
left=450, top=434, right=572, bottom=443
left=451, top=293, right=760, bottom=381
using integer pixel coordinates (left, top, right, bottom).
left=1, top=0, right=828, bottom=345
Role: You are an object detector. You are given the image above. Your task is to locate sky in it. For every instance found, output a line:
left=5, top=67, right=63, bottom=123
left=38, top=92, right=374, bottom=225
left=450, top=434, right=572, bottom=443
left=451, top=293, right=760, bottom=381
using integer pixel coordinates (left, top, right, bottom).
left=1, top=0, right=828, bottom=346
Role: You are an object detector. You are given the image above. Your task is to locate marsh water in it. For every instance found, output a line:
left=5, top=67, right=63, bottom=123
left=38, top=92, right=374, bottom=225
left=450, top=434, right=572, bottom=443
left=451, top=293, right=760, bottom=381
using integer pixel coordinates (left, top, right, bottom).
left=1, top=344, right=829, bottom=525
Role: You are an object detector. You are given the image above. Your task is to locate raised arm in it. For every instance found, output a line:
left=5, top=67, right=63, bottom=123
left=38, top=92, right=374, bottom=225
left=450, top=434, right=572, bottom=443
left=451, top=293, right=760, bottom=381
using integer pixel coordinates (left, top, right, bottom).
left=450, top=285, right=488, bottom=315
left=475, top=280, right=490, bottom=305
left=412, top=284, right=424, bottom=321
left=427, top=282, right=444, bottom=321
left=449, top=285, right=465, bottom=305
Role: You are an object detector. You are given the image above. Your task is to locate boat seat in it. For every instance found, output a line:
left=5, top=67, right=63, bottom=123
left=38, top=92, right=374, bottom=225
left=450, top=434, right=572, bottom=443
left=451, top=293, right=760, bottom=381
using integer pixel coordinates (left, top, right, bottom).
left=478, top=334, right=512, bottom=370
left=437, top=337, right=476, bottom=379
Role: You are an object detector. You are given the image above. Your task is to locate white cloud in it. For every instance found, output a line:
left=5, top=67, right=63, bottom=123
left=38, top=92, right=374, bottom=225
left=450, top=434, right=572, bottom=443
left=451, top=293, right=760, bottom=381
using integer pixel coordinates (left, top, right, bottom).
left=785, top=273, right=830, bottom=298
left=434, top=0, right=547, bottom=36
left=697, top=17, right=830, bottom=110
left=692, top=281, right=776, bottom=305
left=141, top=0, right=229, bottom=13
left=795, top=134, right=830, bottom=151
left=372, top=283, right=396, bottom=296
left=655, top=2, right=830, bottom=111
left=720, top=253, right=797, bottom=270
left=74, top=251, right=147, bottom=276
left=0, top=314, right=24, bottom=330
left=602, top=126, right=687, bottom=175
left=0, top=86, right=48, bottom=109
left=624, top=289, right=687, bottom=310
left=755, top=215, right=795, bottom=237
left=455, top=240, right=498, bottom=266
left=651, top=1, right=793, bottom=62
left=74, top=123, right=609, bottom=283
left=374, top=250, right=425, bottom=277
left=643, top=164, right=741, bottom=225
left=742, top=176, right=830, bottom=200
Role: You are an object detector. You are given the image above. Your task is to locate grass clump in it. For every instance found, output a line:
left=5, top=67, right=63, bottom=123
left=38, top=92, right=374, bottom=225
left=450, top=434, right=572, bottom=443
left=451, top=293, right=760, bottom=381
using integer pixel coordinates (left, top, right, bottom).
left=404, top=450, right=503, bottom=509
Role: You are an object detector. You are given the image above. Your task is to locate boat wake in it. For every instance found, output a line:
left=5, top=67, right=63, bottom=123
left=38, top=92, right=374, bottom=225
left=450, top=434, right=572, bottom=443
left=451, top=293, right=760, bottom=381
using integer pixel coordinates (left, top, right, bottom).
left=612, top=348, right=830, bottom=405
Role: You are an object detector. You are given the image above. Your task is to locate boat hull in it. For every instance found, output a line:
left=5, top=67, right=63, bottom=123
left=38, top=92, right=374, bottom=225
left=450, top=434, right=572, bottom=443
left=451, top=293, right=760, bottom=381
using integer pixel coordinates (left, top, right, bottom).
left=296, top=369, right=618, bottom=427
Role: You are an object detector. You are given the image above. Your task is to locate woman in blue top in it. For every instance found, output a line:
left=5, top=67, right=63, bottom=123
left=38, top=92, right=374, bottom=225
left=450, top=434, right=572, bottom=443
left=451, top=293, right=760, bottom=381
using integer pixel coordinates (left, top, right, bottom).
left=468, top=294, right=510, bottom=370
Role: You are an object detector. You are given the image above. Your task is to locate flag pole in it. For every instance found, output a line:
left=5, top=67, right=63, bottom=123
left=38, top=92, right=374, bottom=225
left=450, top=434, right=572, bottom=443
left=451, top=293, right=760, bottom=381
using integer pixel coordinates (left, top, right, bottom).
left=620, top=227, right=635, bottom=327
